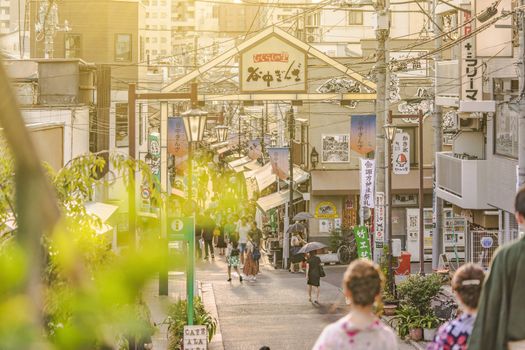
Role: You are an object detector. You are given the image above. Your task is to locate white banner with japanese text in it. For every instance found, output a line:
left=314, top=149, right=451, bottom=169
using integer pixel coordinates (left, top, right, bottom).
left=359, top=158, right=375, bottom=208
left=375, top=192, right=385, bottom=243
left=393, top=132, right=410, bottom=175
left=240, top=35, right=307, bottom=93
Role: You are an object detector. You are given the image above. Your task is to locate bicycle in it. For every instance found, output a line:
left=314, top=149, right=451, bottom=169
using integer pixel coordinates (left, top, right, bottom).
left=330, top=228, right=358, bottom=265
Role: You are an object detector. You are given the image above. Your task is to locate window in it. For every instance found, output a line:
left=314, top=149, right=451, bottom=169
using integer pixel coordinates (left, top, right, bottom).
left=494, top=78, right=520, bottom=158
left=161, top=0, right=166, bottom=5
left=152, top=37, right=157, bottom=43
left=115, top=34, right=132, bottom=62
left=348, top=11, right=363, bottom=25
left=160, top=25, right=167, bottom=30
left=161, top=49, right=166, bottom=55
left=152, top=12, right=157, bottom=18
left=115, top=103, right=128, bottom=148
left=64, top=33, right=81, bottom=58
left=212, top=5, right=219, bottom=18
left=145, top=37, right=150, bottom=43
left=152, top=49, right=157, bottom=55
left=161, top=37, right=167, bottom=43
left=306, top=11, right=320, bottom=27
left=161, top=12, right=166, bottom=18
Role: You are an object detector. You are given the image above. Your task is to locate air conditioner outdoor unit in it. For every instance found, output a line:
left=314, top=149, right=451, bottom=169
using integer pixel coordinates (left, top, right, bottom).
left=306, top=34, right=319, bottom=43
left=459, top=116, right=482, bottom=130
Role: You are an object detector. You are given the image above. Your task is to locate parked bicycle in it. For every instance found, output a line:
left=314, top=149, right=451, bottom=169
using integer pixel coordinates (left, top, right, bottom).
left=329, top=228, right=358, bottom=265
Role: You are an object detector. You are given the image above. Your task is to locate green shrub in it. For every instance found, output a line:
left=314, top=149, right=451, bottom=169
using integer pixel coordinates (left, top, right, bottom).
left=166, top=298, right=217, bottom=350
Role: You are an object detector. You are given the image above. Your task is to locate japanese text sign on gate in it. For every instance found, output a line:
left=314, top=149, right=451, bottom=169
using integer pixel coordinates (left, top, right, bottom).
left=354, top=225, right=372, bottom=260
left=240, top=35, right=307, bottom=93
left=393, top=132, right=410, bottom=175
left=359, top=158, right=376, bottom=208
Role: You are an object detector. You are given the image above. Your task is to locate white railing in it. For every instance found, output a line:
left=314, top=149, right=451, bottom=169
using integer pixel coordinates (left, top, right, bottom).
left=437, top=152, right=462, bottom=196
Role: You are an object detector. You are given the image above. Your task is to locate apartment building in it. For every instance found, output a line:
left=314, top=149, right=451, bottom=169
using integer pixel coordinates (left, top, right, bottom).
left=142, top=0, right=172, bottom=61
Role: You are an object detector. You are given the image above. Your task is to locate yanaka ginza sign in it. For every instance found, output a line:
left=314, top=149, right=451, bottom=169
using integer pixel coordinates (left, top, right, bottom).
left=240, top=35, right=307, bottom=93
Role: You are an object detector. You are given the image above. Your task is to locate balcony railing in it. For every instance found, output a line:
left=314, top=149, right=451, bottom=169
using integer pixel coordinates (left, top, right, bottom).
left=436, top=152, right=490, bottom=209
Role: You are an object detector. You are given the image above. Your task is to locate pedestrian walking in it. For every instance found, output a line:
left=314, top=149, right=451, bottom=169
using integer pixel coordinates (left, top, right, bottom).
left=248, top=221, right=263, bottom=271
left=312, top=259, right=398, bottom=350
left=428, top=263, right=485, bottom=350
left=243, top=240, right=260, bottom=281
left=468, top=187, right=525, bottom=350
left=290, top=232, right=306, bottom=273
left=306, top=250, right=322, bottom=304
left=202, top=211, right=215, bottom=260
left=216, top=219, right=227, bottom=256
left=237, top=216, right=251, bottom=265
left=226, top=238, right=242, bottom=283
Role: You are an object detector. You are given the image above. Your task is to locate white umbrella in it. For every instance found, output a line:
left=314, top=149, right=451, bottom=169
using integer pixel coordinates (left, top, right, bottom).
left=298, top=242, right=327, bottom=254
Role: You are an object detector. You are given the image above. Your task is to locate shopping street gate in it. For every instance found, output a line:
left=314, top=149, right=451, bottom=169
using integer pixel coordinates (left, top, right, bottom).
left=168, top=216, right=196, bottom=325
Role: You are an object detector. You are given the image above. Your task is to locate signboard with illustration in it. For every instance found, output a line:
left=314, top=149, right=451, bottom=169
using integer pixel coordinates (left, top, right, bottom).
left=350, top=115, right=376, bottom=155
left=268, top=147, right=289, bottom=180
left=240, top=35, right=307, bottom=93
left=168, top=117, right=189, bottom=173
left=315, top=201, right=338, bottom=219
left=393, top=132, right=410, bottom=175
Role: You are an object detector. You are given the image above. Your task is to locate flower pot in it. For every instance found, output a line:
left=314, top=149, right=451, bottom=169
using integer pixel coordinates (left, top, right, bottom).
left=423, top=328, right=437, bottom=341
left=383, top=304, right=398, bottom=316
left=409, top=328, right=423, bottom=341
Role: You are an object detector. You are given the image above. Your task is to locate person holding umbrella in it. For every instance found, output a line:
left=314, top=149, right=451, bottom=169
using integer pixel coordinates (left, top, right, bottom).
left=299, top=242, right=326, bottom=304
left=290, top=231, right=306, bottom=273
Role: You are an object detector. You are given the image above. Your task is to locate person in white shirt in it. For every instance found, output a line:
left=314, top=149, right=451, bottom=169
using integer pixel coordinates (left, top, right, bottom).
left=237, top=216, right=251, bottom=265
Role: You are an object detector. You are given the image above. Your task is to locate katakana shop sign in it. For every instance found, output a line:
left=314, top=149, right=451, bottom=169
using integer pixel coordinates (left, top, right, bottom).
left=354, top=225, right=372, bottom=260
left=393, top=132, right=410, bottom=175
left=240, top=35, right=307, bottom=93
left=461, top=10, right=482, bottom=101
left=359, top=158, right=375, bottom=208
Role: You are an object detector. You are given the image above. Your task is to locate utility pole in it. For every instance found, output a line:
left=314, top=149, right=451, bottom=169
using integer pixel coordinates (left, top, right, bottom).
left=519, top=3, right=525, bottom=187
left=128, top=84, right=137, bottom=250
left=284, top=106, right=295, bottom=270
left=432, top=0, right=444, bottom=269
left=374, top=0, right=390, bottom=251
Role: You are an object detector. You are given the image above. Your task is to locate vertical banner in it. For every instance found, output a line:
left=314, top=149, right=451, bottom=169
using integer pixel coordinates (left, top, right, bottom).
left=359, top=158, right=376, bottom=208
left=247, top=138, right=263, bottom=160
left=168, top=117, right=189, bottom=173
left=354, top=225, right=372, bottom=260
left=148, top=132, right=161, bottom=182
left=393, top=132, right=410, bottom=175
left=461, top=10, right=482, bottom=101
left=374, top=192, right=385, bottom=263
left=350, top=115, right=376, bottom=155
left=268, top=147, right=289, bottom=180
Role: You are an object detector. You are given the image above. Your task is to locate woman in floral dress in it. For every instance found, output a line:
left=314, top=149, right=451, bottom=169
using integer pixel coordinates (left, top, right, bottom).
left=313, top=259, right=398, bottom=350
left=427, top=263, right=485, bottom=350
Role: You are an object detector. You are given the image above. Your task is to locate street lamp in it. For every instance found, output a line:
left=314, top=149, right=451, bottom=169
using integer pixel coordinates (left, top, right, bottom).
left=383, top=122, right=398, bottom=294
left=310, top=147, right=319, bottom=169
left=180, top=106, right=207, bottom=326
left=214, top=125, right=229, bottom=143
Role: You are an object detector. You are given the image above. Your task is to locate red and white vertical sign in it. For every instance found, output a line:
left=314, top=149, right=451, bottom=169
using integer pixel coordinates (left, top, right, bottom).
left=393, top=132, right=410, bottom=175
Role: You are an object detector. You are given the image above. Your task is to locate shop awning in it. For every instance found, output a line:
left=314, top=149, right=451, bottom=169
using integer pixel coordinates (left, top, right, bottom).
left=172, top=188, right=187, bottom=199
left=210, top=141, right=229, bottom=150
left=234, top=159, right=261, bottom=173
left=254, top=163, right=276, bottom=192
left=228, top=156, right=251, bottom=169
left=256, top=190, right=302, bottom=214
left=285, top=166, right=309, bottom=185
left=85, top=201, right=119, bottom=223
left=311, top=170, right=360, bottom=195
left=217, top=146, right=230, bottom=155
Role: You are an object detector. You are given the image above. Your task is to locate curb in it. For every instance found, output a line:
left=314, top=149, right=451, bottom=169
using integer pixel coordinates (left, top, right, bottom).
left=199, top=281, right=224, bottom=350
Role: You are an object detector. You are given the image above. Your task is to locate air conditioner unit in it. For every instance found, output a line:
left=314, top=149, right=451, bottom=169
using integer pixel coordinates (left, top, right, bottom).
left=306, top=34, right=319, bottom=43
left=459, top=116, right=482, bottom=130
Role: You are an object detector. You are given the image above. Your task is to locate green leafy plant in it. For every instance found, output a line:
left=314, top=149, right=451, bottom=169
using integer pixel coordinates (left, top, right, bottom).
left=166, top=298, right=217, bottom=350
left=420, top=314, right=441, bottom=329
left=396, top=274, right=442, bottom=316
left=388, top=304, right=421, bottom=338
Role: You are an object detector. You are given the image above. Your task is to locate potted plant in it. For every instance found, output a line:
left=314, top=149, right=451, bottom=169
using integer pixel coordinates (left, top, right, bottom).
left=421, top=314, right=441, bottom=341
left=407, top=314, right=427, bottom=341
left=388, top=304, right=419, bottom=339
left=382, top=290, right=399, bottom=316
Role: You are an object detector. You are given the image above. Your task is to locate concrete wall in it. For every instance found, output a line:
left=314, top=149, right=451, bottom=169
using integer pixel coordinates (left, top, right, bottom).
left=21, top=106, right=90, bottom=165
